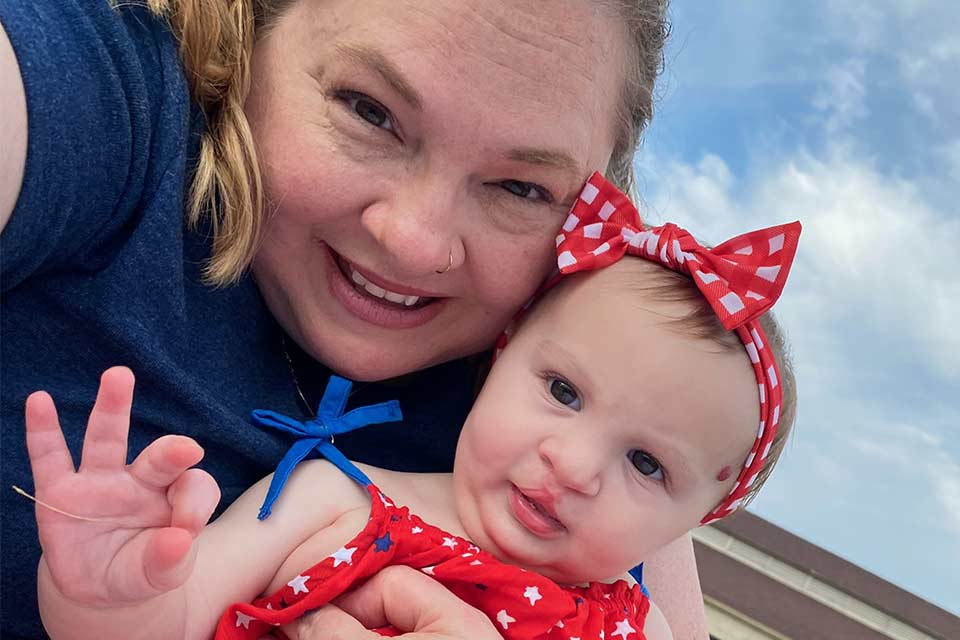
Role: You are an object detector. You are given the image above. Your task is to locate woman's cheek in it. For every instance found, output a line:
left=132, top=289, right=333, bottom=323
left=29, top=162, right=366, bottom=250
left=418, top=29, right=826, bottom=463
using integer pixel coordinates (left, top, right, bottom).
left=471, top=234, right=557, bottom=310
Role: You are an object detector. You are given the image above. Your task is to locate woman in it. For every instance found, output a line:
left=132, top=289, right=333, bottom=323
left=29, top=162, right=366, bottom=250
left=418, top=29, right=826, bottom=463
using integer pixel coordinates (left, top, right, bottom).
left=0, top=0, right=705, bottom=638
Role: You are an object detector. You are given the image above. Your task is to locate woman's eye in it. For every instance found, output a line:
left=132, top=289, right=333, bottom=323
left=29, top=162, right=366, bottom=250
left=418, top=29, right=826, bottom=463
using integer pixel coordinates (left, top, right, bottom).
left=548, top=377, right=581, bottom=410
left=339, top=91, right=396, bottom=133
left=629, top=450, right=664, bottom=481
left=499, top=180, right=553, bottom=203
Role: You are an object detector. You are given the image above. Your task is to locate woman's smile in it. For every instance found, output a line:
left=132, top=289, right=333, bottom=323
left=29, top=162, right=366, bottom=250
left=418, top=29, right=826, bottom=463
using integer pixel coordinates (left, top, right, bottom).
left=323, top=242, right=448, bottom=329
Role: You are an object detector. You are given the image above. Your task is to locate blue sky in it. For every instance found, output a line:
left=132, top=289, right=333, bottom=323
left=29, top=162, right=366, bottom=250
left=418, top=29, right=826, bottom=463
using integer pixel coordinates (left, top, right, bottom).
left=636, top=0, right=960, bottom=615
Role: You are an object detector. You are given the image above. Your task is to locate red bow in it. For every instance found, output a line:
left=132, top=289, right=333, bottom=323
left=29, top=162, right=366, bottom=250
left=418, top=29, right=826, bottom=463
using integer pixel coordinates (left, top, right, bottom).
left=555, top=172, right=801, bottom=331
left=543, top=172, right=801, bottom=524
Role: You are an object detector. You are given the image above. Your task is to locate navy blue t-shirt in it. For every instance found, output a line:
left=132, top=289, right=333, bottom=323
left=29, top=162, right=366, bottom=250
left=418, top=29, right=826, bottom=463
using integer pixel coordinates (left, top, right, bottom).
left=0, top=2, right=476, bottom=637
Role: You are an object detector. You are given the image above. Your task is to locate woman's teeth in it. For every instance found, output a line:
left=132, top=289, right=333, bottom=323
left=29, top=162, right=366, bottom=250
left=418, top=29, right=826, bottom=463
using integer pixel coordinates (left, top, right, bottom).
left=348, top=266, right=422, bottom=306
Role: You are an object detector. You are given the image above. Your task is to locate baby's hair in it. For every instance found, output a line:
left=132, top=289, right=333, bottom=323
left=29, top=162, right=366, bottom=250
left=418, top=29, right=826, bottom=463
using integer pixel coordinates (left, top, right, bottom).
left=607, top=259, right=797, bottom=507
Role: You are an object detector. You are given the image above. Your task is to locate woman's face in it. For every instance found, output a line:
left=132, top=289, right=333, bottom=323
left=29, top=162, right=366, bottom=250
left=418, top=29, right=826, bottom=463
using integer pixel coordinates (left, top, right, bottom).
left=246, top=0, right=627, bottom=380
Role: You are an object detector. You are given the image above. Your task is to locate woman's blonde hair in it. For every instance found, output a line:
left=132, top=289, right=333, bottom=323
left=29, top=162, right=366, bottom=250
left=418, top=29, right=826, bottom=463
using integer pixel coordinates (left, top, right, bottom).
left=142, top=0, right=669, bottom=285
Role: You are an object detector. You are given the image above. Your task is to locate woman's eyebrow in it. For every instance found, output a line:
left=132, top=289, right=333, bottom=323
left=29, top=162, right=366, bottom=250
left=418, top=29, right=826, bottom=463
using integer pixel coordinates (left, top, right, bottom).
left=508, top=147, right=582, bottom=178
left=332, top=43, right=423, bottom=110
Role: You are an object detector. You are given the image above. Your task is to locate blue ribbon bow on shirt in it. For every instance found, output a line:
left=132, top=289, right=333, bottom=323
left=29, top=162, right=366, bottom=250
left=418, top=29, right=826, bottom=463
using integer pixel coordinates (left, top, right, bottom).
left=251, top=375, right=403, bottom=520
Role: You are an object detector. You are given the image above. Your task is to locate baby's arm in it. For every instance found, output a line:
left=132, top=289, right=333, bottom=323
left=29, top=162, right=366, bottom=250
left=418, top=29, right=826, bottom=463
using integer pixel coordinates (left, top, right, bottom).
left=27, top=367, right=368, bottom=640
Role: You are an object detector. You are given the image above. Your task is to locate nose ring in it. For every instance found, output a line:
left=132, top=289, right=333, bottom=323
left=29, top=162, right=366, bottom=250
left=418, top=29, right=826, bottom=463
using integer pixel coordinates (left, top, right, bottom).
left=435, top=250, right=454, bottom=274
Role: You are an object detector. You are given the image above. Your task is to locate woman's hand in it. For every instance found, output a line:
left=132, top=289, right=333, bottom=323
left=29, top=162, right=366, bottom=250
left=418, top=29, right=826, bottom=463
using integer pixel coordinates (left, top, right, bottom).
left=296, top=566, right=504, bottom=640
left=26, top=366, right=221, bottom=608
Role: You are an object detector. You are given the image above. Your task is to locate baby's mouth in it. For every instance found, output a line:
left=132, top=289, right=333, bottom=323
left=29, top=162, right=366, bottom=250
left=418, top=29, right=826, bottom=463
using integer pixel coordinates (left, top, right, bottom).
left=517, top=488, right=566, bottom=531
left=333, top=253, right=436, bottom=310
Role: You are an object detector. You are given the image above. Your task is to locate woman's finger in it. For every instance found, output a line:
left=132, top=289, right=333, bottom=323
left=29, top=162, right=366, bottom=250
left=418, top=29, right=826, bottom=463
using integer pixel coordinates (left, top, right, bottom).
left=79, top=367, right=135, bottom=471
left=298, top=603, right=382, bottom=640
left=24, top=390, right=75, bottom=489
left=128, top=434, right=204, bottom=488
left=334, top=565, right=497, bottom=636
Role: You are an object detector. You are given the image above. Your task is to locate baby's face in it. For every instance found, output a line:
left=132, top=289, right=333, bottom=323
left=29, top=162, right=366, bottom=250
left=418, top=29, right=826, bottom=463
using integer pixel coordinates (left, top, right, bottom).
left=453, top=262, right=760, bottom=584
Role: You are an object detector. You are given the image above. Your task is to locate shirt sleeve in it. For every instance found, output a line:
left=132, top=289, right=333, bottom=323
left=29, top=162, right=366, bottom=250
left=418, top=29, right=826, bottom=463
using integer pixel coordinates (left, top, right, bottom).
left=0, top=0, right=189, bottom=290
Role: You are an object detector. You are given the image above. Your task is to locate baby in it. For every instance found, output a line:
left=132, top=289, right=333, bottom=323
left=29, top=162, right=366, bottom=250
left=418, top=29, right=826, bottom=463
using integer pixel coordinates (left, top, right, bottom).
left=24, top=173, right=800, bottom=640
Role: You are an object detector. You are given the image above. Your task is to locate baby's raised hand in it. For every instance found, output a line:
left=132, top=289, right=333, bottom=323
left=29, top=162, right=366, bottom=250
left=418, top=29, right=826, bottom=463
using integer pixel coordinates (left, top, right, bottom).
left=25, top=367, right=221, bottom=608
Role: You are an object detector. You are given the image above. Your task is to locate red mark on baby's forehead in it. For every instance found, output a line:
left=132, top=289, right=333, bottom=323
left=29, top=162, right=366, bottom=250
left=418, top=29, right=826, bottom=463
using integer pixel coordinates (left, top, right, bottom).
left=716, top=466, right=732, bottom=482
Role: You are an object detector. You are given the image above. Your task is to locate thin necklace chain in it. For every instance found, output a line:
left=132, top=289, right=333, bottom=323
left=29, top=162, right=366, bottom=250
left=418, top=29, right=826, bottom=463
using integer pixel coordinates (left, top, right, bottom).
left=280, top=333, right=315, bottom=417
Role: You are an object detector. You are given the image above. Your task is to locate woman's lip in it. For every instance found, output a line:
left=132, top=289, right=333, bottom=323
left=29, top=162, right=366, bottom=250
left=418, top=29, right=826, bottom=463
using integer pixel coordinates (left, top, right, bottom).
left=509, top=485, right=566, bottom=538
left=323, top=244, right=447, bottom=329
left=329, top=246, right=445, bottom=298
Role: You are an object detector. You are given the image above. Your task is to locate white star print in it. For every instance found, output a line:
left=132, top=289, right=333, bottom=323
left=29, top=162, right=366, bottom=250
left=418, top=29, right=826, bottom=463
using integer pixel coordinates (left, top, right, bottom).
left=378, top=492, right=393, bottom=507
left=442, top=536, right=458, bottom=548
left=411, top=526, right=423, bottom=534
left=235, top=611, right=254, bottom=629
left=422, top=565, right=436, bottom=576
left=287, top=574, right=310, bottom=595
left=600, top=630, right=605, bottom=640
left=469, top=560, right=482, bottom=566
left=554, top=620, right=565, bottom=629
left=496, top=609, right=516, bottom=630
left=612, top=618, right=636, bottom=639
left=524, top=586, right=542, bottom=606
left=330, top=546, right=357, bottom=567
left=468, top=544, right=480, bottom=553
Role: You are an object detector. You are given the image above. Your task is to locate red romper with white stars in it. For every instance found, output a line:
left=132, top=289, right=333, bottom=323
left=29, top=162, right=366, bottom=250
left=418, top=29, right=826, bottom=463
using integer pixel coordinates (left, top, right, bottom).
left=215, top=484, right=649, bottom=640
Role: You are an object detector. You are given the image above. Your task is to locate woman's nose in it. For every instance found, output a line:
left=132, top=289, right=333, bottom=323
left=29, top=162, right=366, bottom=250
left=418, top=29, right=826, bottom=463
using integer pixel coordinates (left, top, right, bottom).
left=360, top=175, right=465, bottom=277
left=538, top=436, right=603, bottom=497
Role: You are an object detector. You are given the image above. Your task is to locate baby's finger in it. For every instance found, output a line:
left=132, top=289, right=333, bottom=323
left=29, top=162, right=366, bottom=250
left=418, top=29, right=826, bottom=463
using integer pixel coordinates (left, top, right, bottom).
left=25, top=391, right=76, bottom=489
left=140, top=527, right=197, bottom=594
left=128, top=434, right=204, bottom=489
left=167, top=468, right=220, bottom=537
left=79, top=367, right=135, bottom=472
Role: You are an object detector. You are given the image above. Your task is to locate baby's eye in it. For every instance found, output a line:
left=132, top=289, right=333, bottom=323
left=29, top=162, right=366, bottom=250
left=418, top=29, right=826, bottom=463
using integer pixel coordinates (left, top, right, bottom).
left=499, top=180, right=554, bottom=203
left=338, top=91, right=396, bottom=133
left=629, top=450, right=664, bottom=481
left=548, top=377, right=581, bottom=410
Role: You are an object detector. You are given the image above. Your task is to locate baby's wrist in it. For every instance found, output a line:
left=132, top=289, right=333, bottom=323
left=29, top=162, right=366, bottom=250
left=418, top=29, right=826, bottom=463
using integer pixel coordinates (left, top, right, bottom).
left=37, top=557, right=192, bottom=640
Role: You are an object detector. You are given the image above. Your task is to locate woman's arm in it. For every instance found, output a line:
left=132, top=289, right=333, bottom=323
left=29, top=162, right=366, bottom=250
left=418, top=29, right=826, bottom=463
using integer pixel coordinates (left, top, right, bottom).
left=641, top=534, right=709, bottom=640
left=0, top=18, right=27, bottom=232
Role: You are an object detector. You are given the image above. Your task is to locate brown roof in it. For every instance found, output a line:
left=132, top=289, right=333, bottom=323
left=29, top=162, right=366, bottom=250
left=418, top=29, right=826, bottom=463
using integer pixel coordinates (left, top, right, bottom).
left=706, top=510, right=960, bottom=640
left=696, top=541, right=892, bottom=640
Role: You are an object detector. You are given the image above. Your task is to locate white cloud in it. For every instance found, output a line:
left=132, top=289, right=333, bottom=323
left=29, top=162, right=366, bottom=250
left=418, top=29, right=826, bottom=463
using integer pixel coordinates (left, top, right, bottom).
left=822, top=0, right=960, bottom=128
left=940, top=139, right=960, bottom=183
left=812, top=59, right=868, bottom=135
left=640, top=146, right=960, bottom=379
left=847, top=422, right=960, bottom=540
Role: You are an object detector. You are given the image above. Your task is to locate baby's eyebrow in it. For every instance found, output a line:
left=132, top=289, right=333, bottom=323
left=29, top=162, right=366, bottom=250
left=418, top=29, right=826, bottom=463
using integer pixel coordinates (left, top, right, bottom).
left=332, top=43, right=423, bottom=111
left=533, top=339, right=596, bottom=395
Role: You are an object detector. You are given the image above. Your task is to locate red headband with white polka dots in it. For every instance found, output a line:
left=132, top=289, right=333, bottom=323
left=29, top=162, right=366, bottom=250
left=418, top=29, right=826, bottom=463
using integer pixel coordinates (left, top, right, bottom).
left=496, top=172, right=801, bottom=524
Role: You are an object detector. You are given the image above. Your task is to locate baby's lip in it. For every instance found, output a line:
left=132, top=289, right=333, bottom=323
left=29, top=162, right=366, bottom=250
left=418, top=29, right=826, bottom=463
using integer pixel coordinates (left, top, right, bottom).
left=516, top=485, right=564, bottom=524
